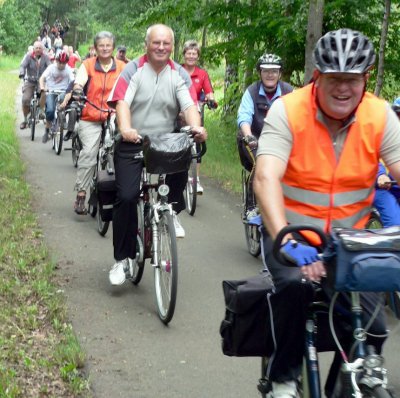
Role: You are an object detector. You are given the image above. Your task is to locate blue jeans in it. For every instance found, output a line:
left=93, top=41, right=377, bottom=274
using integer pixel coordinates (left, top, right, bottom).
left=374, top=188, right=400, bottom=227
left=45, top=93, right=65, bottom=122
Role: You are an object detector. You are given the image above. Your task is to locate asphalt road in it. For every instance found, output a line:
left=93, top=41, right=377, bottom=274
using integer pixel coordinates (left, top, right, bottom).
left=15, top=95, right=400, bottom=397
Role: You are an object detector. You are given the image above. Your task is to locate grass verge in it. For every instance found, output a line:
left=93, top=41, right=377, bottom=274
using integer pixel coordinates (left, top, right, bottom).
left=0, top=56, right=90, bottom=397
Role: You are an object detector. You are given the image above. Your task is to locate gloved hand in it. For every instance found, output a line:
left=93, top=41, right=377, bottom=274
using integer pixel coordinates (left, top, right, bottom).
left=19, top=74, right=24, bottom=80
left=243, top=134, right=258, bottom=150
left=280, top=240, right=319, bottom=267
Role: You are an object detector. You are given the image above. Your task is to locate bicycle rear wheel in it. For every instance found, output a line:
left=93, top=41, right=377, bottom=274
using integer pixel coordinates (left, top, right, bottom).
left=154, top=209, right=178, bottom=324
left=96, top=202, right=110, bottom=236
left=184, top=152, right=197, bottom=216
left=130, top=199, right=145, bottom=285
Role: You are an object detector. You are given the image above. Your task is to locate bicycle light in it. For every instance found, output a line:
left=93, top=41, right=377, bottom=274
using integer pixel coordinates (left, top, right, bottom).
left=158, top=184, right=170, bottom=197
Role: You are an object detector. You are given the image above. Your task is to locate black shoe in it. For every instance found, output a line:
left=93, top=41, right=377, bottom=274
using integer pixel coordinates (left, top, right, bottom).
left=42, top=128, right=50, bottom=143
left=63, top=130, right=73, bottom=141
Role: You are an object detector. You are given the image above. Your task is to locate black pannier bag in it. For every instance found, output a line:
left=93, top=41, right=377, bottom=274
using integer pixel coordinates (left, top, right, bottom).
left=96, top=169, right=116, bottom=222
left=142, top=132, right=192, bottom=175
left=220, top=271, right=275, bottom=357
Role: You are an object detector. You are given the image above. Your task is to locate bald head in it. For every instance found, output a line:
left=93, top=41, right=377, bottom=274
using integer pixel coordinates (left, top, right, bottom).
left=33, top=41, right=44, bottom=57
left=145, top=24, right=174, bottom=46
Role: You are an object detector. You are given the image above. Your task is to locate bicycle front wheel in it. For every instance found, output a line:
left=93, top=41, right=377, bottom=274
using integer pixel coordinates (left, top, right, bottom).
left=244, top=223, right=261, bottom=257
left=130, top=199, right=145, bottom=285
left=184, top=155, right=197, bottom=216
left=154, top=209, right=178, bottom=324
left=30, top=103, right=37, bottom=141
left=365, top=212, right=383, bottom=229
left=359, top=385, right=393, bottom=398
left=71, top=134, right=81, bottom=167
left=53, top=112, right=64, bottom=155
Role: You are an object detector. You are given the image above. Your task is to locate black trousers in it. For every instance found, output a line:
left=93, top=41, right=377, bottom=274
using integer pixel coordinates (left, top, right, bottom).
left=261, top=231, right=387, bottom=384
left=112, top=143, right=188, bottom=261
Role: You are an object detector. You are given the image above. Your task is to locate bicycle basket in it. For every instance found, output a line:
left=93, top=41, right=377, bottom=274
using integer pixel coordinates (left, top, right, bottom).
left=325, top=227, right=400, bottom=292
left=143, top=132, right=192, bottom=174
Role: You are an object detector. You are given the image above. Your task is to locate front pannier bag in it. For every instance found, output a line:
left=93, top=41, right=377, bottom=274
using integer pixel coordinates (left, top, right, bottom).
left=325, top=227, right=400, bottom=292
left=220, top=271, right=275, bottom=357
left=143, top=132, right=192, bottom=175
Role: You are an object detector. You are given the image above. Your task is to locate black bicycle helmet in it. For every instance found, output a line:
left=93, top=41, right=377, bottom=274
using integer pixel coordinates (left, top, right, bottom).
left=392, top=97, right=400, bottom=116
left=313, top=29, right=375, bottom=74
left=256, top=53, right=282, bottom=71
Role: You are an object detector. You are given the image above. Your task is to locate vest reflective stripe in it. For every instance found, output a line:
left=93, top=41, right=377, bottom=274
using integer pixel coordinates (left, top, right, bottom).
left=281, top=84, right=386, bottom=243
left=282, top=184, right=374, bottom=207
left=286, top=205, right=370, bottom=229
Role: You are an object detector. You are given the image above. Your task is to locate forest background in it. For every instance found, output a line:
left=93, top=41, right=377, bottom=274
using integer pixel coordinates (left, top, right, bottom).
left=1, top=0, right=400, bottom=107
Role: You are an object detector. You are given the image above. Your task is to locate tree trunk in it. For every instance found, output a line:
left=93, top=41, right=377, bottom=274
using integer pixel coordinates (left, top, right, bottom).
left=304, top=0, right=325, bottom=85
left=374, top=0, right=391, bottom=97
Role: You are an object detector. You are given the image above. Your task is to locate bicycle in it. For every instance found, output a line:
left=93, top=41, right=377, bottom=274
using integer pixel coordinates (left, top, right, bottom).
left=47, top=89, right=67, bottom=155
left=257, top=224, right=398, bottom=398
left=75, top=97, right=116, bottom=236
left=184, top=99, right=217, bottom=216
left=241, top=143, right=261, bottom=257
left=27, top=81, right=41, bottom=141
left=64, top=100, right=84, bottom=167
left=131, top=127, right=202, bottom=324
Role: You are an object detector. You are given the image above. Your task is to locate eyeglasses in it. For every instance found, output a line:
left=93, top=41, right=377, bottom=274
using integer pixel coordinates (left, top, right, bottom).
left=324, top=75, right=366, bottom=87
left=261, top=69, right=280, bottom=75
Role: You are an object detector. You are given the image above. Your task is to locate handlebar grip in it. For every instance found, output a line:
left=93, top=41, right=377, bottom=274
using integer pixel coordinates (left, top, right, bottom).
left=272, top=224, right=328, bottom=265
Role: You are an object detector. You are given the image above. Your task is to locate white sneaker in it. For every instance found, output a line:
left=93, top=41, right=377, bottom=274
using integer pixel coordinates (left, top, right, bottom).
left=109, top=259, right=129, bottom=285
left=196, top=179, right=204, bottom=194
left=246, top=207, right=259, bottom=221
left=270, top=381, right=298, bottom=398
left=173, top=212, right=185, bottom=238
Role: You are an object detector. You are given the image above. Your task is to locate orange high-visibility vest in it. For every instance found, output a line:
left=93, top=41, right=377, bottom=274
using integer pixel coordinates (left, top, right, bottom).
left=81, top=57, right=125, bottom=122
left=281, top=84, right=386, bottom=244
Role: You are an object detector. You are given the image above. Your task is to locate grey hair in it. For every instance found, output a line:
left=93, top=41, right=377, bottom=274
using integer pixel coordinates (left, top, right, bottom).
left=145, top=24, right=175, bottom=45
left=183, top=40, right=200, bottom=55
left=94, top=31, right=115, bottom=48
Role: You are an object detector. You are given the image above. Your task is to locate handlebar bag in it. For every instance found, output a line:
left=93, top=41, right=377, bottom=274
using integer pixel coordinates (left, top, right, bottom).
left=220, top=271, right=275, bottom=357
left=143, top=132, right=192, bottom=175
left=326, top=227, right=400, bottom=292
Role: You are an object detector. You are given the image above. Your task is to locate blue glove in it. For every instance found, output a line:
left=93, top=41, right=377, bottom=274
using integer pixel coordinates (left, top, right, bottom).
left=280, top=240, right=319, bottom=267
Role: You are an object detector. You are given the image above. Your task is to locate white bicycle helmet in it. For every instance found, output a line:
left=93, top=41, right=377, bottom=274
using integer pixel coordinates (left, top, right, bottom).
left=256, top=53, right=282, bottom=71
left=313, top=29, right=375, bottom=74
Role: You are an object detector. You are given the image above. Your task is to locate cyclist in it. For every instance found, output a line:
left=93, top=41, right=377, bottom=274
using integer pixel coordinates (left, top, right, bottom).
left=66, top=46, right=81, bottom=69
left=253, top=29, right=400, bottom=398
left=19, top=41, right=51, bottom=130
left=115, top=45, right=130, bottom=64
left=39, top=51, right=74, bottom=143
left=72, top=31, right=125, bottom=215
left=237, top=53, right=293, bottom=219
left=107, top=23, right=206, bottom=285
left=370, top=101, right=400, bottom=227
left=182, top=39, right=215, bottom=194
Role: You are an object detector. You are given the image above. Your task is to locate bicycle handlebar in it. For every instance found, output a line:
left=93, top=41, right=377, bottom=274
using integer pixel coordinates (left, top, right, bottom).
left=73, top=93, right=115, bottom=115
left=272, top=224, right=328, bottom=265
